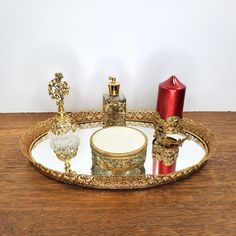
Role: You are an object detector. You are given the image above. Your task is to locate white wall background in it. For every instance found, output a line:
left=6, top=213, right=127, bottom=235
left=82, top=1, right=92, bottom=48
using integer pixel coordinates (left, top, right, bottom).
left=0, top=0, right=235, bottom=112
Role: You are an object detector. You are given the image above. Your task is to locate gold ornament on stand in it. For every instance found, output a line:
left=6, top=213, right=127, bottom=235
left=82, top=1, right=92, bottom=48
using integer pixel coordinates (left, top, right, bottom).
left=48, top=73, right=79, bottom=174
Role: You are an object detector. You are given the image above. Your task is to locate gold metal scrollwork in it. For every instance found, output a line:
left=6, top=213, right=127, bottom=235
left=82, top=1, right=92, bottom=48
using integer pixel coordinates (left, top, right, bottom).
left=48, top=72, right=70, bottom=115
left=48, top=73, right=77, bottom=136
left=47, top=73, right=79, bottom=174
left=20, top=110, right=216, bottom=189
left=153, top=112, right=189, bottom=165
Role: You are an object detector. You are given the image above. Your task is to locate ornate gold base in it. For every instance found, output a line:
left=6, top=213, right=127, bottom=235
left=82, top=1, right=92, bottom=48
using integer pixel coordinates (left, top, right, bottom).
left=91, top=165, right=145, bottom=176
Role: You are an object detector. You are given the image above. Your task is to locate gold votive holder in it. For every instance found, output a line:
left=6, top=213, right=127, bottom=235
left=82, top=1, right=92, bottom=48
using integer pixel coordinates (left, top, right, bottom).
left=90, top=126, right=148, bottom=176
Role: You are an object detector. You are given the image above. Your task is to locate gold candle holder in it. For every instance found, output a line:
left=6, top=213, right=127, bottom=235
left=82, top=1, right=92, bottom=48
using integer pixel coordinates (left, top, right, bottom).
left=152, top=112, right=188, bottom=166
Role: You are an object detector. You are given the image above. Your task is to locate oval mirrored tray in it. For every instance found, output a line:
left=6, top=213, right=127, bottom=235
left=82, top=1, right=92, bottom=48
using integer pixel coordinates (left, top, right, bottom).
left=20, top=111, right=216, bottom=189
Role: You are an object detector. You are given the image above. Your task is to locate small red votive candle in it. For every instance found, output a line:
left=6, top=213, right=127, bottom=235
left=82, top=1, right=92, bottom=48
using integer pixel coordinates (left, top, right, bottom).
left=153, top=75, right=186, bottom=175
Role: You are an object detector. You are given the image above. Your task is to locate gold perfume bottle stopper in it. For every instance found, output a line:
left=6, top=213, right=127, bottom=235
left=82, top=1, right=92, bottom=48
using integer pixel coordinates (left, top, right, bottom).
left=108, top=76, right=120, bottom=96
left=48, top=72, right=76, bottom=136
left=48, top=72, right=70, bottom=116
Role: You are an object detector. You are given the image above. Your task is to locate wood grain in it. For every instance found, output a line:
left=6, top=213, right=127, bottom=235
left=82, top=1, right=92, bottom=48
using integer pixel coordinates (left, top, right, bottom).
left=0, top=112, right=235, bottom=236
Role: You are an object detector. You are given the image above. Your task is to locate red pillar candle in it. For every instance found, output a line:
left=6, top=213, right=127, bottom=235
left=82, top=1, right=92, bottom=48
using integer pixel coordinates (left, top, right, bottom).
left=153, top=75, right=186, bottom=175
left=157, top=76, right=186, bottom=119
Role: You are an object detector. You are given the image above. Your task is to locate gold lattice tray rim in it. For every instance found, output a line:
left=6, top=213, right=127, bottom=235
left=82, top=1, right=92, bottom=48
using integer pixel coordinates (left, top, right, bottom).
left=20, top=110, right=216, bottom=189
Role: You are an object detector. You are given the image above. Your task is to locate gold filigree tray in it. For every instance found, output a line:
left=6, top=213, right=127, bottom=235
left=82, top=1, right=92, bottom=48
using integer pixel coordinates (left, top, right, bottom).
left=20, top=111, right=216, bottom=189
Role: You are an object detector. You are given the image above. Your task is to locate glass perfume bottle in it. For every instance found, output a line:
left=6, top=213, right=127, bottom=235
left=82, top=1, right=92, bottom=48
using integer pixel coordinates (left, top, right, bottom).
left=103, top=76, right=126, bottom=127
left=47, top=73, right=79, bottom=174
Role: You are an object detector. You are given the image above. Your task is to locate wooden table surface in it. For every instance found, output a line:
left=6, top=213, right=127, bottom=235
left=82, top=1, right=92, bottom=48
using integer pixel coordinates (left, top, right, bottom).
left=0, top=112, right=235, bottom=235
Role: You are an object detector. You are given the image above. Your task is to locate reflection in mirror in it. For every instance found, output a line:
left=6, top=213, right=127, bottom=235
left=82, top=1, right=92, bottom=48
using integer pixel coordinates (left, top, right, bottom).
left=48, top=128, right=80, bottom=174
left=152, top=136, right=181, bottom=175
left=31, top=123, right=206, bottom=176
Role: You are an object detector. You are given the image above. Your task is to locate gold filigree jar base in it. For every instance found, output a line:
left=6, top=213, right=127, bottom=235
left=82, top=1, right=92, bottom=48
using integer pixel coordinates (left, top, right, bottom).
left=20, top=110, right=216, bottom=189
left=92, top=166, right=145, bottom=176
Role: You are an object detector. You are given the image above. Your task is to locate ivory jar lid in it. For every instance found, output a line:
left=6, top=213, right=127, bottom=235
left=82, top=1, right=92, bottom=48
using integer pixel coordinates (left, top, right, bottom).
left=90, top=126, right=148, bottom=158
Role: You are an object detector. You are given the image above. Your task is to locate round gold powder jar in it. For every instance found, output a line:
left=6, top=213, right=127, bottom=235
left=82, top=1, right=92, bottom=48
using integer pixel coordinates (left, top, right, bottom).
left=90, top=126, right=148, bottom=176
